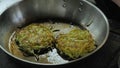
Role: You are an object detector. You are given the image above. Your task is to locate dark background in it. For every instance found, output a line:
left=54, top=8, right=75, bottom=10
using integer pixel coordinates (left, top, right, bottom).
left=95, top=0, right=120, bottom=21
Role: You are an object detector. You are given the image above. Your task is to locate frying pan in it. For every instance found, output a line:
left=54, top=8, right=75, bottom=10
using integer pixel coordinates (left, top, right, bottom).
left=0, top=0, right=109, bottom=65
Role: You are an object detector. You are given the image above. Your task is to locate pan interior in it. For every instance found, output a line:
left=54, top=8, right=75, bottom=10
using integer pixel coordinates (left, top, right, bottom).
left=8, top=19, right=96, bottom=64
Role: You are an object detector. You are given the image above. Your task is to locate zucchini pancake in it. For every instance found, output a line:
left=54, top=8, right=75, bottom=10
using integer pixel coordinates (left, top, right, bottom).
left=15, top=23, right=54, bottom=56
left=56, top=28, right=96, bottom=59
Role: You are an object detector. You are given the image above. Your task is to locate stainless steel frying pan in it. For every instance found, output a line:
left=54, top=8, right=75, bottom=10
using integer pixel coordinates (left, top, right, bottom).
left=0, top=0, right=109, bottom=65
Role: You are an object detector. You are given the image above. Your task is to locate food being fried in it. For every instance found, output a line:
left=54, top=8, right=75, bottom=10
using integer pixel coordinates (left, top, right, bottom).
left=15, top=23, right=54, bottom=56
left=56, top=28, right=96, bottom=59
left=10, top=22, right=96, bottom=62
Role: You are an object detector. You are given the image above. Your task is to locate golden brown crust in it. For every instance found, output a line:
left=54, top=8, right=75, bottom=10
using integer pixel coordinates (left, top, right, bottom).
left=56, top=28, right=96, bottom=59
left=15, top=23, right=54, bottom=55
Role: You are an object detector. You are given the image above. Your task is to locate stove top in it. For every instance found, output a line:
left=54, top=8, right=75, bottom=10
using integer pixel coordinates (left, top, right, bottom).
left=0, top=0, right=120, bottom=68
